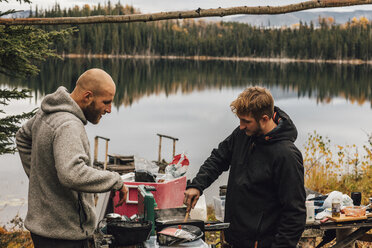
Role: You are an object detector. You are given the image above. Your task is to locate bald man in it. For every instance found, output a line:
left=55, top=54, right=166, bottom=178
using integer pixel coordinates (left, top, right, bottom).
left=71, top=68, right=116, bottom=124
left=16, top=68, right=128, bottom=248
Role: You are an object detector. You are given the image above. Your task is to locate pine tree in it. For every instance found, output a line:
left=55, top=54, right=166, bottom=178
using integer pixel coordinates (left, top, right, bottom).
left=0, top=0, right=74, bottom=155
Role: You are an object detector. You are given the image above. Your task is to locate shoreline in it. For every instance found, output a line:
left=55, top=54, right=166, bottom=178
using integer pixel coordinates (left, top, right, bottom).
left=62, top=53, right=372, bottom=65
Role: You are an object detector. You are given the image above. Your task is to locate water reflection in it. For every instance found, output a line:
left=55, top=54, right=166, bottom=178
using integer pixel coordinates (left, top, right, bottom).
left=1, top=59, right=372, bottom=226
left=0, top=58, right=371, bottom=107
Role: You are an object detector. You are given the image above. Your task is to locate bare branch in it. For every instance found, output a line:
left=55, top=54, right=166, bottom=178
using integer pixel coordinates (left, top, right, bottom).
left=1, top=0, right=372, bottom=25
left=0, top=9, right=17, bottom=17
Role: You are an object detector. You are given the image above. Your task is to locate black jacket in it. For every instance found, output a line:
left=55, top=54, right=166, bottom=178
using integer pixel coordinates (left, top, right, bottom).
left=188, top=107, right=306, bottom=248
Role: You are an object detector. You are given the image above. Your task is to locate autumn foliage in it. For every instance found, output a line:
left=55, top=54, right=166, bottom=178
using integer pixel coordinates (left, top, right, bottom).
left=304, top=131, right=372, bottom=204
left=0, top=215, right=33, bottom=248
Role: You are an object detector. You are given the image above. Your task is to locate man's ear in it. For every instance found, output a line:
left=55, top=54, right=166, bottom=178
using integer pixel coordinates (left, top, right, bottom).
left=261, top=115, right=270, bottom=122
left=259, top=115, right=270, bottom=126
left=82, top=90, right=94, bottom=105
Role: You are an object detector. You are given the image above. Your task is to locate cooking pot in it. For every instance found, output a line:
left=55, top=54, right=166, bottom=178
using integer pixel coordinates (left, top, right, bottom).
left=106, top=220, right=152, bottom=246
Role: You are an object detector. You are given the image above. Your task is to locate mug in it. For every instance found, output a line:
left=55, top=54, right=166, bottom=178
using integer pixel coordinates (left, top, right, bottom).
left=351, top=192, right=362, bottom=206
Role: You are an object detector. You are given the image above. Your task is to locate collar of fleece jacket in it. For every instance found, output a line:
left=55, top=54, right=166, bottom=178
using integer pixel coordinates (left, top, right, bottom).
left=40, top=86, right=87, bottom=125
left=253, top=106, right=298, bottom=145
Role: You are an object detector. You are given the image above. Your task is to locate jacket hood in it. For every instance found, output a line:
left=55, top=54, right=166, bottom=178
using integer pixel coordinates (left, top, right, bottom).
left=256, top=106, right=298, bottom=144
left=40, top=86, right=87, bottom=125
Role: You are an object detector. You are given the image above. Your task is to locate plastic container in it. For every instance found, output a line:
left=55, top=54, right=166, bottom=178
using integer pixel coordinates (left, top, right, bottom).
left=113, top=175, right=187, bottom=217
left=332, top=197, right=341, bottom=218
left=213, top=196, right=225, bottom=222
left=343, top=206, right=366, bottom=217
left=306, top=201, right=315, bottom=224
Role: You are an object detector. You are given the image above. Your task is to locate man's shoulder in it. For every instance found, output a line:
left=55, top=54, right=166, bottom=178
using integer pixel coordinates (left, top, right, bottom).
left=41, top=110, right=84, bottom=131
left=271, top=140, right=302, bottom=158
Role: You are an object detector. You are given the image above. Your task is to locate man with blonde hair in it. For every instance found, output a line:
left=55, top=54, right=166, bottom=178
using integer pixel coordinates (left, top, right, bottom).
left=16, top=68, right=128, bottom=248
left=184, top=86, right=306, bottom=248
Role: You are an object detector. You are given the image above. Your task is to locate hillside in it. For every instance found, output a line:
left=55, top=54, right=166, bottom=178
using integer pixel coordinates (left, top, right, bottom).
left=225, top=10, right=372, bottom=27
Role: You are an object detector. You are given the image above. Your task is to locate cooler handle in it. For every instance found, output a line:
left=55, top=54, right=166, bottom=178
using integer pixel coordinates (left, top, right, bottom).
left=126, top=184, right=139, bottom=204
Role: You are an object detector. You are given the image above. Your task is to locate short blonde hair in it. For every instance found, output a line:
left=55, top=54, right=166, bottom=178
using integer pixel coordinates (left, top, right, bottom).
left=230, top=86, right=274, bottom=121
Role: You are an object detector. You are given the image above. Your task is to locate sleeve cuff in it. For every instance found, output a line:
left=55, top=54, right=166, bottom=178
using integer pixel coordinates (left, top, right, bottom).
left=186, top=185, right=203, bottom=195
left=112, top=175, right=124, bottom=191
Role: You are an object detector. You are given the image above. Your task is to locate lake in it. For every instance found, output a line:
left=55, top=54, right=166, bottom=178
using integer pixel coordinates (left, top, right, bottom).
left=1, top=58, right=372, bottom=226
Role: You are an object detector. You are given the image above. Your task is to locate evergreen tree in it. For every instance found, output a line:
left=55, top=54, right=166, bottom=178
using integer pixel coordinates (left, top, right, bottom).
left=23, top=2, right=372, bottom=61
left=0, top=0, right=74, bottom=155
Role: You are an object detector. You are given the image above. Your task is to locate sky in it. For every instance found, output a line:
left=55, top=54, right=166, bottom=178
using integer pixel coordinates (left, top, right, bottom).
left=1, top=0, right=372, bottom=14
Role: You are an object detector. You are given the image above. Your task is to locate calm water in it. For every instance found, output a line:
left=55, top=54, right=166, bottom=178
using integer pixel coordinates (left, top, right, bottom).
left=1, top=58, right=372, bottom=226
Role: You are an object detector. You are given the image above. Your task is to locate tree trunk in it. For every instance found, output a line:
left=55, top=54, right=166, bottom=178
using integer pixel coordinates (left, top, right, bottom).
left=1, top=0, right=372, bottom=25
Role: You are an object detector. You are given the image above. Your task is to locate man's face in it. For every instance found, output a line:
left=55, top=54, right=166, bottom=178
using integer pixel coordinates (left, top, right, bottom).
left=84, top=89, right=114, bottom=124
left=238, top=114, right=263, bottom=136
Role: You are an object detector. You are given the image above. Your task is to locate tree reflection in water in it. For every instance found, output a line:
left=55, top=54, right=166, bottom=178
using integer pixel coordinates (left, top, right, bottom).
left=0, top=58, right=371, bottom=108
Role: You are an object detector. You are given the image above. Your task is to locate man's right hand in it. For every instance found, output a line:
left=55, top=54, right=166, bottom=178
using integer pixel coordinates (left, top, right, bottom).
left=115, top=184, right=128, bottom=208
left=183, top=188, right=201, bottom=213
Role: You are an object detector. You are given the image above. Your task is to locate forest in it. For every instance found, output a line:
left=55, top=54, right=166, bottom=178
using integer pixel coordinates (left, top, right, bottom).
left=31, top=2, right=372, bottom=60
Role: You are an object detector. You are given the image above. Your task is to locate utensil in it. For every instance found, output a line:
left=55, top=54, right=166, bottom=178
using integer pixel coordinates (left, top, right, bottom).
left=361, top=204, right=371, bottom=210
left=183, top=211, right=190, bottom=222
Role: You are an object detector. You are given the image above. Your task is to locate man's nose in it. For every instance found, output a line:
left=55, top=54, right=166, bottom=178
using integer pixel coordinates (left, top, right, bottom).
left=239, top=121, right=245, bottom=130
left=105, top=104, right=112, bottom=113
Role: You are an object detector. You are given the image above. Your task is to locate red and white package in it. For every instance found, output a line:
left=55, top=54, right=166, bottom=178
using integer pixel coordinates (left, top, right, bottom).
left=165, top=153, right=189, bottom=178
left=170, top=153, right=189, bottom=167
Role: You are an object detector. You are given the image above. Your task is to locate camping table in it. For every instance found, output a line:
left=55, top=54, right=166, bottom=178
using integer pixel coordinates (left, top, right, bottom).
left=305, top=216, right=372, bottom=247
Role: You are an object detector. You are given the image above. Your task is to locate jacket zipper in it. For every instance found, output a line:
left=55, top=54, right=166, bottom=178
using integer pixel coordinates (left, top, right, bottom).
left=255, top=212, right=264, bottom=247
left=78, top=193, right=87, bottom=233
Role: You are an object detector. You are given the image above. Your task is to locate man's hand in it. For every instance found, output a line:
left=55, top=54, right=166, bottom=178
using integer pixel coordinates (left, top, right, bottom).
left=115, top=184, right=128, bottom=208
left=183, top=188, right=201, bottom=213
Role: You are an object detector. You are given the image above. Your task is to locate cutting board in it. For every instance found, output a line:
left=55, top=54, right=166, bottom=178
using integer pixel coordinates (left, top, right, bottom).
left=329, top=214, right=367, bottom=222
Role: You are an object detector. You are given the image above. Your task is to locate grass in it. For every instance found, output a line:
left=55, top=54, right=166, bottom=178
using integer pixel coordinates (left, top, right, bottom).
left=205, top=205, right=224, bottom=247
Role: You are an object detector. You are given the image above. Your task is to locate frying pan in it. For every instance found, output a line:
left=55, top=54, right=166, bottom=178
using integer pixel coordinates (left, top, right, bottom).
left=157, top=224, right=203, bottom=246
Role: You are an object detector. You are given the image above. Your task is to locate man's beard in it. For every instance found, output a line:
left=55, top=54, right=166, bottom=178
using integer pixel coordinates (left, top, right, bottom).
left=244, top=123, right=263, bottom=137
left=83, top=101, right=101, bottom=124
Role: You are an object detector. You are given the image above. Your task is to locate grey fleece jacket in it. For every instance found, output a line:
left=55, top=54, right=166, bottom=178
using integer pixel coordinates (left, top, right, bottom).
left=16, top=86, right=123, bottom=240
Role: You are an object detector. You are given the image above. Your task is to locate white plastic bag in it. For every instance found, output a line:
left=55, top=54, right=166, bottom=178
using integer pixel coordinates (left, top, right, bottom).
left=323, top=191, right=342, bottom=209
left=190, top=194, right=207, bottom=221
left=322, top=191, right=353, bottom=209
left=342, top=194, right=354, bottom=207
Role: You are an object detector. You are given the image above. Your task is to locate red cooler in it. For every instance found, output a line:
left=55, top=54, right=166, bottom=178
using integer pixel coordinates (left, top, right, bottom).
left=113, top=176, right=187, bottom=217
